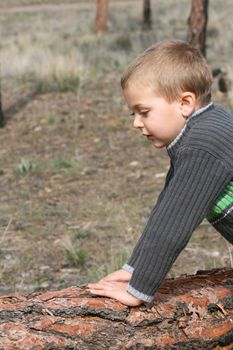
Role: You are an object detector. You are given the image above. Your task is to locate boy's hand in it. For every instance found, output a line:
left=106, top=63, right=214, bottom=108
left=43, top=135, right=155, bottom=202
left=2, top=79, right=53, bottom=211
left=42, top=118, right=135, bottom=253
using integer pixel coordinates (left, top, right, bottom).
left=99, top=268, right=132, bottom=282
left=88, top=280, right=143, bottom=307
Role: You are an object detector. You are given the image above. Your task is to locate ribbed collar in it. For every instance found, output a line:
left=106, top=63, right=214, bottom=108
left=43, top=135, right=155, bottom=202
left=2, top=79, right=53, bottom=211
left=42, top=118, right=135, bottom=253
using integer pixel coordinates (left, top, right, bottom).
left=167, top=102, right=214, bottom=159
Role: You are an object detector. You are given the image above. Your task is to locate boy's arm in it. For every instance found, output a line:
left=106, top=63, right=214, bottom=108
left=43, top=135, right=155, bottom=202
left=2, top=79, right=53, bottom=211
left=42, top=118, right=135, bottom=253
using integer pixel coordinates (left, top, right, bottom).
left=122, top=164, right=174, bottom=274
left=126, top=147, right=232, bottom=302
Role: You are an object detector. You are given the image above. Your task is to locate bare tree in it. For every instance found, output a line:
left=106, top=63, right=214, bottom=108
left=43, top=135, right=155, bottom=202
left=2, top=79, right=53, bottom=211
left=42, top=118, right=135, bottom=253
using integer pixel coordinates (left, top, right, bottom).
left=142, top=0, right=152, bottom=30
left=95, top=0, right=108, bottom=35
left=187, top=0, right=209, bottom=56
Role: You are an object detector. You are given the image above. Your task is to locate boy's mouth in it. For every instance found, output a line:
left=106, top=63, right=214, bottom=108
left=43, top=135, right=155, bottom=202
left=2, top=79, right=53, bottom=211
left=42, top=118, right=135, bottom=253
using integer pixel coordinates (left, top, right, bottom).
left=143, top=133, right=152, bottom=139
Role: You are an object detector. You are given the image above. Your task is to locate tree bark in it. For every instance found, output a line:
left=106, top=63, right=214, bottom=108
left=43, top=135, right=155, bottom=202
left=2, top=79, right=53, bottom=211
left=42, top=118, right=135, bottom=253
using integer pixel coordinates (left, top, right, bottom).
left=187, top=0, right=209, bottom=57
left=0, top=268, right=232, bottom=349
left=0, top=82, right=5, bottom=127
left=95, top=0, right=108, bottom=35
left=142, top=0, right=152, bottom=30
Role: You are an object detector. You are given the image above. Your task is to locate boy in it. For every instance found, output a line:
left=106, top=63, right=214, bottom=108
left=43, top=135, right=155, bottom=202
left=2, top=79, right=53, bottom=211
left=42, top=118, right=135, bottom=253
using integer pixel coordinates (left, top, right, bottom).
left=88, top=40, right=233, bottom=306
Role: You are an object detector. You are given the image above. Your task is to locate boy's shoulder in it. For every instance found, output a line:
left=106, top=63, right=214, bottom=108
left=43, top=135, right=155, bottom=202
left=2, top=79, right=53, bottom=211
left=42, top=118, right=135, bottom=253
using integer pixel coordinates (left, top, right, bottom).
left=189, top=104, right=233, bottom=138
left=185, top=104, right=233, bottom=163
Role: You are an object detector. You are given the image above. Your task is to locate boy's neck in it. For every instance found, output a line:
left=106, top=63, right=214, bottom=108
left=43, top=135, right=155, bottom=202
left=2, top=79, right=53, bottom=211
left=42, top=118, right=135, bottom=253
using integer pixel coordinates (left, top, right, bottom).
left=167, top=102, right=214, bottom=153
left=190, top=101, right=213, bottom=119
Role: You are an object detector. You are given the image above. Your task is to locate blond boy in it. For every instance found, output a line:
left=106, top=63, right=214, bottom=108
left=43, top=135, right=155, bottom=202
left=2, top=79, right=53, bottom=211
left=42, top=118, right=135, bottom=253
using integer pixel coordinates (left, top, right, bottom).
left=88, top=40, right=233, bottom=306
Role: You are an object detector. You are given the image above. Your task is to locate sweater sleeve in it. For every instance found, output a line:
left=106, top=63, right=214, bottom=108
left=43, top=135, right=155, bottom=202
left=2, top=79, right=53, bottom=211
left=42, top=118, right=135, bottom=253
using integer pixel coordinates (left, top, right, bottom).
left=122, top=164, right=174, bottom=273
left=127, top=147, right=232, bottom=302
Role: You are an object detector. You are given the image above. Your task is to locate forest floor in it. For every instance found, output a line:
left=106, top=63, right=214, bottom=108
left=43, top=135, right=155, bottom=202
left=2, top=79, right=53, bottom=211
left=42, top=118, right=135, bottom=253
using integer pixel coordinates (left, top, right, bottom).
left=0, top=0, right=233, bottom=296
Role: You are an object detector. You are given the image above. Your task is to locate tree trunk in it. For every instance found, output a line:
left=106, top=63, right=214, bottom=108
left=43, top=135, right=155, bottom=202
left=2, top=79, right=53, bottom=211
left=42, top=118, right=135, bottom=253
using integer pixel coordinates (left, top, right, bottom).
left=95, top=0, right=108, bottom=35
left=142, top=0, right=152, bottom=30
left=187, top=0, right=209, bottom=57
left=0, top=82, right=5, bottom=127
left=0, top=268, right=232, bottom=349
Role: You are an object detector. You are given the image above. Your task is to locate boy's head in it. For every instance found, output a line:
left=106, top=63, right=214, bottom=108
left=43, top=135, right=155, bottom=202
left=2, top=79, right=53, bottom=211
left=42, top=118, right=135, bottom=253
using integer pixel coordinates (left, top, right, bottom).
left=121, top=40, right=213, bottom=106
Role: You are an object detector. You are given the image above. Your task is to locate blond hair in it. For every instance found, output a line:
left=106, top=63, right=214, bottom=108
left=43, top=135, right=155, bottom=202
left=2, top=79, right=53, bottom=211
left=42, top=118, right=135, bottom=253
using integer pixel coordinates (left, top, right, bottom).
left=121, top=40, right=213, bottom=105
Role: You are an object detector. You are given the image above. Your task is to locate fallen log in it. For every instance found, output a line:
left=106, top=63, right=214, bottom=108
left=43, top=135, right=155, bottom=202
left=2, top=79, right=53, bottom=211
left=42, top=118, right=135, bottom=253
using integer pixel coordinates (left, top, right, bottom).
left=0, top=268, right=232, bottom=349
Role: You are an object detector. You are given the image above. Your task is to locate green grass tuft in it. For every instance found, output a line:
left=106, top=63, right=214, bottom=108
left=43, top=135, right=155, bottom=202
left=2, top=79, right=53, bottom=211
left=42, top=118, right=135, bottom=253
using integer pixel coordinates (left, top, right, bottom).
left=15, top=157, right=36, bottom=175
left=65, top=247, right=86, bottom=267
left=52, top=158, right=74, bottom=169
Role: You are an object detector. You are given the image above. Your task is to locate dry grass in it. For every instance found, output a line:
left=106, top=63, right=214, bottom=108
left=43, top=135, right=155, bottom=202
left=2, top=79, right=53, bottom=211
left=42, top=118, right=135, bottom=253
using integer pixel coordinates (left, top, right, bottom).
left=0, top=0, right=233, bottom=294
left=0, top=0, right=89, bottom=8
left=2, top=1, right=233, bottom=96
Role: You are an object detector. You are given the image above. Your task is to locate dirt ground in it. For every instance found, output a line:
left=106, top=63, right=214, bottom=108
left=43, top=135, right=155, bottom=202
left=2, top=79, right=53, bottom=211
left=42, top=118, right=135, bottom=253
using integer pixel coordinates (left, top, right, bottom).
left=0, top=0, right=233, bottom=296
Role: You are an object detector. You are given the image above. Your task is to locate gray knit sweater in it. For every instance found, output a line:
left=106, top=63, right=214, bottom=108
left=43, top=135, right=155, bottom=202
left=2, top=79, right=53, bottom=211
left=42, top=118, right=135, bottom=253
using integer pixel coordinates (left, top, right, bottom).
left=123, top=103, right=233, bottom=302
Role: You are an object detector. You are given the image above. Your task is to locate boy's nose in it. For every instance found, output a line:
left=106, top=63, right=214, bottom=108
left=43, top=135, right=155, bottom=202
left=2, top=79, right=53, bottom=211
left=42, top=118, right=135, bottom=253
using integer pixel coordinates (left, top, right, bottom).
left=133, top=115, right=144, bottom=129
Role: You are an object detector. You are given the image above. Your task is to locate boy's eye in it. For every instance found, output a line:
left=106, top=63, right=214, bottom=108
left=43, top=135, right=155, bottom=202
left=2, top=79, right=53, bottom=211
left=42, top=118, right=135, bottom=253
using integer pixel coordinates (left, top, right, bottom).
left=140, top=111, right=148, bottom=117
left=128, top=110, right=148, bottom=117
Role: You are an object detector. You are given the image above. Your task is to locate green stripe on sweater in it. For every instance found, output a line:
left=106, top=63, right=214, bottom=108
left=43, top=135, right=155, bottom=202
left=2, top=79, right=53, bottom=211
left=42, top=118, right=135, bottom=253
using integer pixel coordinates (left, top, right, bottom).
left=207, top=181, right=233, bottom=223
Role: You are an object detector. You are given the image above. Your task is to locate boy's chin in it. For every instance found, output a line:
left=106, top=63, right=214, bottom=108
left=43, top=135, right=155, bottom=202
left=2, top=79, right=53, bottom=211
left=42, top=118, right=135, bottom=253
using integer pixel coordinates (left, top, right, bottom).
left=152, top=141, right=166, bottom=149
left=146, top=136, right=167, bottom=149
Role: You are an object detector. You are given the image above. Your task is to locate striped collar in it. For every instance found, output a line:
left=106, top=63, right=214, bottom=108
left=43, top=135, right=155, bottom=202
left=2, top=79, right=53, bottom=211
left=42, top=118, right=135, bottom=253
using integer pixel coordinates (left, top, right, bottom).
left=167, top=102, right=213, bottom=152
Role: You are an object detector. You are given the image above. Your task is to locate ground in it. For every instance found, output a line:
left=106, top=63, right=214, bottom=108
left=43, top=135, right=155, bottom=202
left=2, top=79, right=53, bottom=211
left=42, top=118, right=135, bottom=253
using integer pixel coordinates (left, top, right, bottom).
left=0, top=0, right=233, bottom=295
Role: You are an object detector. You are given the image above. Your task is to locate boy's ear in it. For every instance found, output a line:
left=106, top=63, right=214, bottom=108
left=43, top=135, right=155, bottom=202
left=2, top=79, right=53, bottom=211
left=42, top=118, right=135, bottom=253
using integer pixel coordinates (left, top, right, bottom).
left=180, top=92, right=198, bottom=118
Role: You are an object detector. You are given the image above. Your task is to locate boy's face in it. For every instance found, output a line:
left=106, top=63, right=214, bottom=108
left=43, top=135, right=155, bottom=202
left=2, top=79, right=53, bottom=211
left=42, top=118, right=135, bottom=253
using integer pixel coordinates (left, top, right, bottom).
left=123, top=86, right=186, bottom=149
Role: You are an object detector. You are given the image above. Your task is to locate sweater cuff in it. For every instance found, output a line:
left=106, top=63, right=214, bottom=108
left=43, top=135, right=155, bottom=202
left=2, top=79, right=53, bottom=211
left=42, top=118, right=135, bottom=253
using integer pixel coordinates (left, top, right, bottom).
left=127, top=284, right=154, bottom=303
left=122, top=263, right=134, bottom=274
